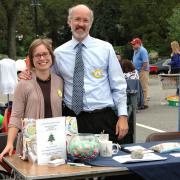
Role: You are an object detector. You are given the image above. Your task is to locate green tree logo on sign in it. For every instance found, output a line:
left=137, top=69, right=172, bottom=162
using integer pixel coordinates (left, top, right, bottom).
left=48, top=133, right=55, bottom=144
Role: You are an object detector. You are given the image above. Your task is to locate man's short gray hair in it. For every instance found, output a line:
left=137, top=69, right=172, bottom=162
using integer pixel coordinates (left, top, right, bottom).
left=68, top=4, right=94, bottom=23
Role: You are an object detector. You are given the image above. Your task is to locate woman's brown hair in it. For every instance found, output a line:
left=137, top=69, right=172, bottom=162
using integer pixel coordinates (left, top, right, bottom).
left=28, top=38, right=54, bottom=69
left=121, top=59, right=135, bottom=73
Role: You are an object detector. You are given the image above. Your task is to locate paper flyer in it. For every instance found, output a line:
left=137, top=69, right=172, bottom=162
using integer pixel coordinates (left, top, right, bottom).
left=36, top=117, right=66, bottom=165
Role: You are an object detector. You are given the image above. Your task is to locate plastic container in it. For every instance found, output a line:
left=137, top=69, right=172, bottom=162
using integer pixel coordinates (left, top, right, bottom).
left=0, top=114, right=3, bottom=127
left=166, top=96, right=179, bottom=107
left=68, top=133, right=100, bottom=162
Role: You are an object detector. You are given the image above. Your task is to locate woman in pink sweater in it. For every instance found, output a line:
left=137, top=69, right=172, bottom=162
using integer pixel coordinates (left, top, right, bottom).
left=0, top=39, right=63, bottom=161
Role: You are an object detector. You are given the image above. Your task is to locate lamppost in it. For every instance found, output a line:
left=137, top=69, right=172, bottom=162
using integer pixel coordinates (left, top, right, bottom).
left=31, top=0, right=41, bottom=37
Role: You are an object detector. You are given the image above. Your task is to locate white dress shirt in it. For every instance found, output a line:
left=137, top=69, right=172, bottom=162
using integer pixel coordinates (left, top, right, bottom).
left=53, top=35, right=127, bottom=116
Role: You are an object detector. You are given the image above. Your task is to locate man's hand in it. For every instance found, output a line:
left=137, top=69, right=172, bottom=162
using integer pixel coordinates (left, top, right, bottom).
left=18, top=69, right=32, bottom=80
left=116, top=115, right=128, bottom=140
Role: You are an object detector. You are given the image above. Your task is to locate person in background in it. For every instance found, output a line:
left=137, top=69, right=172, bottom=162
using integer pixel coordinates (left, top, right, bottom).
left=121, top=59, right=144, bottom=110
left=169, top=41, right=180, bottom=95
left=19, top=4, right=128, bottom=143
left=131, top=37, right=149, bottom=109
left=121, top=59, right=139, bottom=80
left=0, top=39, right=63, bottom=161
left=169, top=41, right=180, bottom=74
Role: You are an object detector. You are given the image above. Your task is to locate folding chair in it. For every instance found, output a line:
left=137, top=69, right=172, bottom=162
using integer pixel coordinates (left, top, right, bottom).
left=146, top=132, right=180, bottom=142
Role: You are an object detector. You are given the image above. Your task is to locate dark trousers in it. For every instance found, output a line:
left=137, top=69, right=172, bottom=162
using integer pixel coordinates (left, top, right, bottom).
left=63, top=105, right=119, bottom=143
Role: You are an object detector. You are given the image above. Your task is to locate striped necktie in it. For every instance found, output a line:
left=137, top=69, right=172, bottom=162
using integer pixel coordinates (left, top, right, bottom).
left=72, top=43, right=84, bottom=115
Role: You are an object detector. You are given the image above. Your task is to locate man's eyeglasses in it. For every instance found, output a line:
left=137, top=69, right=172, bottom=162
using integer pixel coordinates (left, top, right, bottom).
left=33, top=52, right=50, bottom=59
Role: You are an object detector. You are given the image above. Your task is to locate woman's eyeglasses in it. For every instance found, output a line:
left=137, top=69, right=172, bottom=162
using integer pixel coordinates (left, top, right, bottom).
left=34, top=52, right=50, bottom=59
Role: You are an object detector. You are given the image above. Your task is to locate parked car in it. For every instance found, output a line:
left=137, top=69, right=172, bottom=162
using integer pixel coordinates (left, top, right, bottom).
left=150, top=58, right=171, bottom=74
left=149, top=65, right=158, bottom=74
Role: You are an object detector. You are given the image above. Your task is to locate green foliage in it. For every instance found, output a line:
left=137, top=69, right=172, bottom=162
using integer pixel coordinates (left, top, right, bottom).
left=168, top=3, right=180, bottom=41
left=114, top=45, right=133, bottom=60
left=0, top=0, right=179, bottom=58
left=40, top=0, right=73, bottom=47
left=149, top=50, right=159, bottom=63
left=0, top=39, right=7, bottom=54
left=0, top=54, right=8, bottom=59
left=92, top=0, right=121, bottom=44
left=113, top=46, right=123, bottom=55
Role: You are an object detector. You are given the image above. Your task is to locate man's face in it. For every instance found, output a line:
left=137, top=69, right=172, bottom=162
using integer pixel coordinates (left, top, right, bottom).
left=132, top=43, right=140, bottom=50
left=68, top=7, right=92, bottom=41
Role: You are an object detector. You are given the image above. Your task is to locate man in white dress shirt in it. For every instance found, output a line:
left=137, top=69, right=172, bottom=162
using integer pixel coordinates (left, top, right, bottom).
left=53, top=4, right=128, bottom=143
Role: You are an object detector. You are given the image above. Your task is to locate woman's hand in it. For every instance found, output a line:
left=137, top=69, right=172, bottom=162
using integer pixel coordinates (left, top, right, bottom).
left=0, top=144, right=14, bottom=162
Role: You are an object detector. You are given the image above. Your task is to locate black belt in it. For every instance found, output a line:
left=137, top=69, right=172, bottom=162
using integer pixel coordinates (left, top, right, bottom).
left=63, top=104, right=111, bottom=114
left=84, top=107, right=112, bottom=114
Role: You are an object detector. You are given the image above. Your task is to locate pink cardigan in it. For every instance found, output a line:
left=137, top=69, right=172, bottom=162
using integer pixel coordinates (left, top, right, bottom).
left=9, top=72, right=63, bottom=130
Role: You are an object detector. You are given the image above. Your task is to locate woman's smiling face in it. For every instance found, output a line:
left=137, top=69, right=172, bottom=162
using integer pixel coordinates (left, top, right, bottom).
left=32, top=44, right=52, bottom=71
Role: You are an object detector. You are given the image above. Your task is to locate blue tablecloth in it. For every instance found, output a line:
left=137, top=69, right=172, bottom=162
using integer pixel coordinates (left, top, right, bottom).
left=87, top=141, right=180, bottom=180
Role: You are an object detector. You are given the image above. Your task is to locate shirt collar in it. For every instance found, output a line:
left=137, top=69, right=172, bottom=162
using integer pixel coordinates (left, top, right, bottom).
left=134, top=46, right=141, bottom=53
left=72, top=35, right=91, bottom=49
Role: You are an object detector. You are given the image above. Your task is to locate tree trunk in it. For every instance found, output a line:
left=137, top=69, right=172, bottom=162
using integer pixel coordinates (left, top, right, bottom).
left=1, top=0, right=21, bottom=59
left=7, top=13, right=16, bottom=59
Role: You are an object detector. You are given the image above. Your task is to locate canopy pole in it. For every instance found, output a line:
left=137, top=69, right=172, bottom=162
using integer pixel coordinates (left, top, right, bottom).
left=178, top=76, right=180, bottom=131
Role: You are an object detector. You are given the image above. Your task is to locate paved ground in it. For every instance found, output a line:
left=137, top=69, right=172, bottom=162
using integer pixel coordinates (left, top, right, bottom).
left=136, top=75, right=178, bottom=143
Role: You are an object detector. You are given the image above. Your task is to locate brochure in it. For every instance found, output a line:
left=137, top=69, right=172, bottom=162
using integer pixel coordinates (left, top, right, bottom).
left=113, top=153, right=167, bottom=163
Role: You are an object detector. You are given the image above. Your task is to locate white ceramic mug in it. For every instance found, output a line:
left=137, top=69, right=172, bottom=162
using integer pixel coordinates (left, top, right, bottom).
left=99, top=140, right=119, bottom=157
left=95, top=134, right=109, bottom=141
